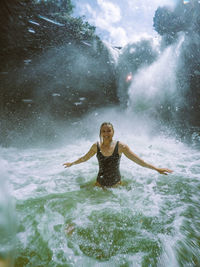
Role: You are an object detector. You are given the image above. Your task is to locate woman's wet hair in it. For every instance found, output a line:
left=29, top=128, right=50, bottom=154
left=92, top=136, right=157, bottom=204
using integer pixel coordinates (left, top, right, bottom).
left=99, top=122, right=114, bottom=143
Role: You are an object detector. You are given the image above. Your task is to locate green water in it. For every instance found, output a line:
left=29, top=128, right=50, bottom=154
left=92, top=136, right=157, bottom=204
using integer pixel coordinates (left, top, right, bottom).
left=1, top=134, right=200, bottom=267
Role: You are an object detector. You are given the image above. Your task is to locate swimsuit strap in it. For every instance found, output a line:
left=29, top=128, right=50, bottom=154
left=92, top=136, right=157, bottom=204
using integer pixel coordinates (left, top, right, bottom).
left=113, top=141, right=119, bottom=155
left=97, top=142, right=100, bottom=153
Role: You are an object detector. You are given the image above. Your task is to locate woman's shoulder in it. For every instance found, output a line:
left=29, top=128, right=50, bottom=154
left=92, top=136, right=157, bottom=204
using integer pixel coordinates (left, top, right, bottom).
left=91, top=142, right=98, bottom=146
left=118, top=141, right=128, bottom=153
left=118, top=141, right=127, bottom=147
left=90, top=142, right=98, bottom=152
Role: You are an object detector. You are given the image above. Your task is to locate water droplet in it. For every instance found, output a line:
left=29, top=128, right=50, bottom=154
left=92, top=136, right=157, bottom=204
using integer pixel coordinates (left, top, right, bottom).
left=52, top=93, right=61, bottom=97
left=28, top=28, right=35, bottom=33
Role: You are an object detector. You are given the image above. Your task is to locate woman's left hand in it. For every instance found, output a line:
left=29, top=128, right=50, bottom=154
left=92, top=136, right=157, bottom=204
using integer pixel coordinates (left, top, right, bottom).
left=157, top=168, right=173, bottom=175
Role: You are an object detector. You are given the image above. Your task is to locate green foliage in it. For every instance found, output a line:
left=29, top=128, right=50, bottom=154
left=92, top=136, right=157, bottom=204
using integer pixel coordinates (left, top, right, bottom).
left=0, top=0, right=97, bottom=69
left=34, top=0, right=74, bottom=15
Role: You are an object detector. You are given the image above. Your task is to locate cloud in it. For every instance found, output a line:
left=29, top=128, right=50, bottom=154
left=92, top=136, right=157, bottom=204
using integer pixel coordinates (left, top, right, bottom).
left=94, top=0, right=129, bottom=45
left=97, top=0, right=121, bottom=24
left=127, top=0, right=177, bottom=11
left=107, top=26, right=128, bottom=46
left=76, top=0, right=128, bottom=45
left=83, top=0, right=121, bottom=26
left=73, top=0, right=177, bottom=46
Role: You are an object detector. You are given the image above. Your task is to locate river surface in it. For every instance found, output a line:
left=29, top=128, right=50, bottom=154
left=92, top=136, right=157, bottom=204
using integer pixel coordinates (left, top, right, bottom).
left=1, top=110, right=200, bottom=267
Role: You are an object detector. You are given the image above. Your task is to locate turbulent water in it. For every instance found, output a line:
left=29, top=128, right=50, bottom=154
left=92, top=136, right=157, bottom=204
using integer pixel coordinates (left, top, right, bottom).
left=1, top=109, right=200, bottom=267
left=1, top=0, right=200, bottom=266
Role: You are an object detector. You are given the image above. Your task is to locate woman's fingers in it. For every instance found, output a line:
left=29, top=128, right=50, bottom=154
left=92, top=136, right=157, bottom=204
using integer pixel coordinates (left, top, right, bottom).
left=158, top=168, right=173, bottom=175
left=63, top=163, right=71, bottom=168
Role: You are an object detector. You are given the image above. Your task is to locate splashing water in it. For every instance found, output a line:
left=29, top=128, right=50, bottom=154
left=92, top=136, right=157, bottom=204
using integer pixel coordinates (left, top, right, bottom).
left=1, top=108, right=200, bottom=266
left=127, top=36, right=185, bottom=114
left=1, top=5, right=200, bottom=265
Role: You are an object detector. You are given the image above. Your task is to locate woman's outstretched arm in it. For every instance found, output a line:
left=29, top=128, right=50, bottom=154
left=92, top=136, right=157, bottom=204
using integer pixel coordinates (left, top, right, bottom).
left=119, top=142, right=173, bottom=175
left=63, top=143, right=97, bottom=168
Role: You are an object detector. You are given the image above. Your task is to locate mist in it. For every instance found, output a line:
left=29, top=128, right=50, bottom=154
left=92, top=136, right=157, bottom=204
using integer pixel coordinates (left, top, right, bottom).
left=1, top=0, right=200, bottom=147
left=1, top=1, right=200, bottom=266
left=153, top=0, right=200, bottom=128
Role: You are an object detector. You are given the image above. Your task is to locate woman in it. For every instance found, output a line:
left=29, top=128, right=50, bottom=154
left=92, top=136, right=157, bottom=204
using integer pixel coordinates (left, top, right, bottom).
left=63, top=122, right=173, bottom=187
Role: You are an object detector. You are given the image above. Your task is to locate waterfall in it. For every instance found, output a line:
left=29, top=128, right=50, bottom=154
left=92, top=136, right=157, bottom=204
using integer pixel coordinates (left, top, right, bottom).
left=127, top=35, right=185, bottom=115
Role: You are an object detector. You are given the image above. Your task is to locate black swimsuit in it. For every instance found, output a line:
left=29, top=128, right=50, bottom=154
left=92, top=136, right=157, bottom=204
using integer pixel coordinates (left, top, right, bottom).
left=96, top=141, right=121, bottom=186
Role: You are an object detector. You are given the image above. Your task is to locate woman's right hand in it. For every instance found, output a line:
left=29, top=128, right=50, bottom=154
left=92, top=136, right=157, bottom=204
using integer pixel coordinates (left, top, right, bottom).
left=63, top=162, right=73, bottom=168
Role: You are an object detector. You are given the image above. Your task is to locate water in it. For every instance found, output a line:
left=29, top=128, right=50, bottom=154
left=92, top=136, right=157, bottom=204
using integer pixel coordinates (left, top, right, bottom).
left=1, top=0, right=200, bottom=265
left=1, top=111, right=200, bottom=267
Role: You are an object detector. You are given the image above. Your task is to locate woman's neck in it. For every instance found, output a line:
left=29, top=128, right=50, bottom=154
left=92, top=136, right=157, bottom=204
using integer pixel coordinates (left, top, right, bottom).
left=102, top=139, right=113, bottom=147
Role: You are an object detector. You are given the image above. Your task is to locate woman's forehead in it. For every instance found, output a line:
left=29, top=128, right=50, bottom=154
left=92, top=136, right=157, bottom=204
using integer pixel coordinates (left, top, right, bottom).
left=101, top=125, right=113, bottom=130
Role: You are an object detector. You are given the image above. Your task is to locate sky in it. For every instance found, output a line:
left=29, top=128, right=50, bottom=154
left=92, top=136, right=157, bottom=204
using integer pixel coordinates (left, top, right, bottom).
left=72, top=0, right=178, bottom=46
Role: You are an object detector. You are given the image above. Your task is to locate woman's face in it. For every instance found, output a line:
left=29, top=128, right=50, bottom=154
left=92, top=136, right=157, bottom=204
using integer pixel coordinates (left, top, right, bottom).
left=100, top=125, right=114, bottom=141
